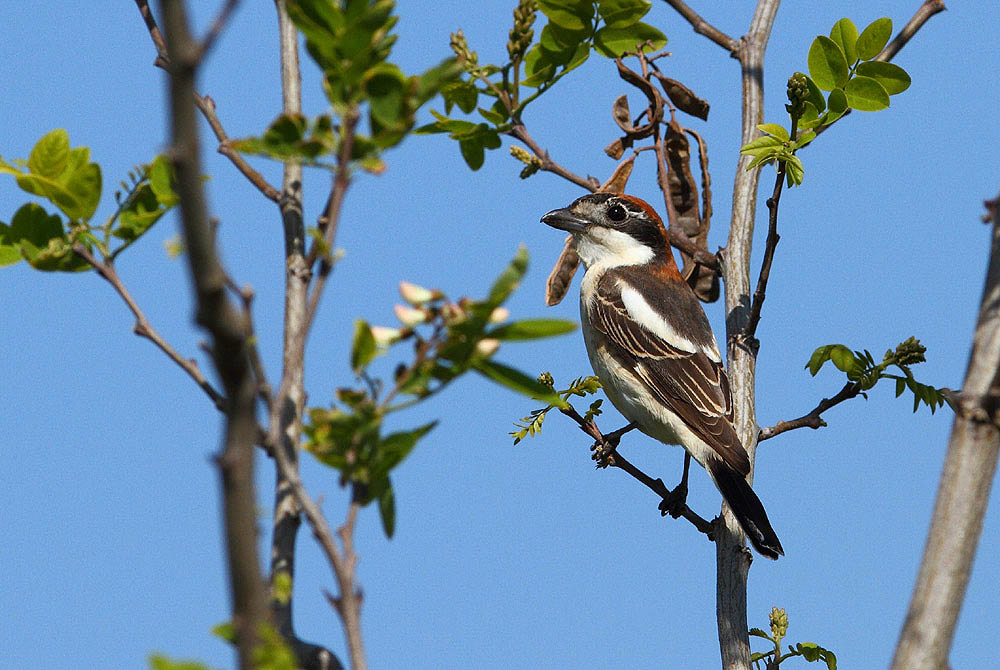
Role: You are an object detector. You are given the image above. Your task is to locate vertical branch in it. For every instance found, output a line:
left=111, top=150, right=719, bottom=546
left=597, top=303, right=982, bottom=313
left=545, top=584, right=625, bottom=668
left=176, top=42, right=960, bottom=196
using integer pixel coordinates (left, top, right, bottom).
left=718, top=2, right=781, bottom=670
left=267, top=3, right=344, bottom=669
left=160, top=1, right=268, bottom=669
left=890, top=194, right=1000, bottom=670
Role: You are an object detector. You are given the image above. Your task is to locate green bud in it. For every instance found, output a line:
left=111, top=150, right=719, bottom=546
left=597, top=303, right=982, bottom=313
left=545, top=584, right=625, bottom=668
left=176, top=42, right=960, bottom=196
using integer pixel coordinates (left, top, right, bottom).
left=769, top=607, right=789, bottom=642
left=450, top=29, right=479, bottom=69
left=508, top=0, right=538, bottom=61
left=891, top=336, right=927, bottom=366
left=537, top=371, right=555, bottom=388
left=785, top=72, right=810, bottom=118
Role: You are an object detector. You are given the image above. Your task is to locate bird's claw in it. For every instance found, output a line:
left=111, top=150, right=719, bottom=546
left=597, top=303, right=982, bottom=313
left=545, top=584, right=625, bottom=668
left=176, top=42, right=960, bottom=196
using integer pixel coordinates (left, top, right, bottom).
left=590, top=435, right=620, bottom=468
left=658, top=480, right=689, bottom=518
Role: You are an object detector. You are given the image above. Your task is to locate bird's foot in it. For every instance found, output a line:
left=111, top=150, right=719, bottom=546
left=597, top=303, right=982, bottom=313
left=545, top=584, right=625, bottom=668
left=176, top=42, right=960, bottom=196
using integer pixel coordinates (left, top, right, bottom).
left=657, top=479, right=689, bottom=519
left=590, top=435, right=620, bottom=469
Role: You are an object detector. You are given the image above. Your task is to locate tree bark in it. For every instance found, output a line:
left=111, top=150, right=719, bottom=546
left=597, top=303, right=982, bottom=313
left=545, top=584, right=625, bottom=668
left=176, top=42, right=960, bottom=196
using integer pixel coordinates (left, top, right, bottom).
left=718, top=2, right=780, bottom=669
left=890, top=193, right=1000, bottom=670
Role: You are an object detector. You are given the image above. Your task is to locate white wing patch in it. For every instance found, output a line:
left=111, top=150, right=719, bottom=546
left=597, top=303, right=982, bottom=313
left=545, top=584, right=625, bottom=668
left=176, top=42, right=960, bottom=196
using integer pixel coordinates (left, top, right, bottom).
left=619, top=285, right=722, bottom=363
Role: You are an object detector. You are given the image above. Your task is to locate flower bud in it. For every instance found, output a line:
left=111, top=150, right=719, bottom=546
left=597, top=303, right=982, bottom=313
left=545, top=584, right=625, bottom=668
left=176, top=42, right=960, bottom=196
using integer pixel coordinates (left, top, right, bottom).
left=394, top=303, right=429, bottom=326
left=370, top=326, right=405, bottom=348
left=399, top=280, right=440, bottom=305
left=474, top=338, right=500, bottom=358
left=488, top=306, right=510, bottom=323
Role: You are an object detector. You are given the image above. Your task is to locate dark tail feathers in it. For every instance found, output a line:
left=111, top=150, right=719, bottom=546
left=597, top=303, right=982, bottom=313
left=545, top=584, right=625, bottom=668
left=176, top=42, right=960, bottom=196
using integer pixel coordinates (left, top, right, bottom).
left=707, top=459, right=784, bottom=559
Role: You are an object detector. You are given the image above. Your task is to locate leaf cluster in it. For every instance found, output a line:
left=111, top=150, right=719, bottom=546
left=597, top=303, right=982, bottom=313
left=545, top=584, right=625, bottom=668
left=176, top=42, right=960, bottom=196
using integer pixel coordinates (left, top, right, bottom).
left=303, top=247, right=576, bottom=537
left=0, top=129, right=177, bottom=271
left=741, top=17, right=910, bottom=186
left=806, top=336, right=951, bottom=413
left=510, top=374, right=603, bottom=444
left=750, top=607, right=837, bottom=670
left=235, top=0, right=462, bottom=173
left=414, top=0, right=668, bottom=170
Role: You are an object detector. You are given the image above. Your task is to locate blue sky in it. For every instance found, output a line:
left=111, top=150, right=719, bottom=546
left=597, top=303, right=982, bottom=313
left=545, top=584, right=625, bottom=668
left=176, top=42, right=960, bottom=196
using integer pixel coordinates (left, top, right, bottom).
left=2, top=1, right=997, bottom=669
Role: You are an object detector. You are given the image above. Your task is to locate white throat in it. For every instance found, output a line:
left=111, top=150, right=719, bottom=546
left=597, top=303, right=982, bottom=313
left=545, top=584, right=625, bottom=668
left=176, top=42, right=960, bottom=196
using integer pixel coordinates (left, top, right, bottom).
left=573, top=227, right=654, bottom=271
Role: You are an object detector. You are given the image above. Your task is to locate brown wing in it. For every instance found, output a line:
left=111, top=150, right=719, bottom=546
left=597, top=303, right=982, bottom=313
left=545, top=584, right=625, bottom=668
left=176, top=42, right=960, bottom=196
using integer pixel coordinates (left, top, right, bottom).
left=590, top=271, right=750, bottom=476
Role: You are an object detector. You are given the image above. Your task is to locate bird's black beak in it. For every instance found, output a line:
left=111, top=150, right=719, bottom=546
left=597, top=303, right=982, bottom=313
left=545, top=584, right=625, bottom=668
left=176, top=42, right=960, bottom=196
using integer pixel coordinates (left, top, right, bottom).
left=541, top=207, right=589, bottom=233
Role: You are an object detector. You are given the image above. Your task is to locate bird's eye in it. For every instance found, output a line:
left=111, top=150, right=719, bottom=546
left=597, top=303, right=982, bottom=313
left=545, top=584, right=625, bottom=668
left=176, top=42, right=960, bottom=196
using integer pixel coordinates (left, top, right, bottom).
left=607, top=203, right=627, bottom=222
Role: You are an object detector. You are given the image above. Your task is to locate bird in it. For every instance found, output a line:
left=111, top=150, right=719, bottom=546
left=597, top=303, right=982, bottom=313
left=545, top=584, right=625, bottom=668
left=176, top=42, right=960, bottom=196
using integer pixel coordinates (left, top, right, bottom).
left=541, top=192, right=783, bottom=559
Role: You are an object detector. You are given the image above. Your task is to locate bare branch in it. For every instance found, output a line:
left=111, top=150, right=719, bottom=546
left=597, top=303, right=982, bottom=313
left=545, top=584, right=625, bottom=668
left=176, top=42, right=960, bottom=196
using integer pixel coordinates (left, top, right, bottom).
left=193, top=0, right=241, bottom=65
left=507, top=124, right=601, bottom=191
left=559, top=405, right=715, bottom=536
left=877, top=0, right=946, bottom=64
left=72, top=243, right=225, bottom=411
left=660, top=0, right=740, bottom=56
left=743, top=162, right=785, bottom=343
left=161, top=3, right=268, bottom=668
left=758, top=382, right=861, bottom=442
left=133, top=0, right=281, bottom=203
left=890, top=189, right=1000, bottom=670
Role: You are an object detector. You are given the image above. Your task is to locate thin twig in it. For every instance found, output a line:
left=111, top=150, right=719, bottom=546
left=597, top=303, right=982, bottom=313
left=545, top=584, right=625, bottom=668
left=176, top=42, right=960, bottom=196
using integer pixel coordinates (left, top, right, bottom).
left=507, top=124, right=600, bottom=191
left=304, top=113, right=358, bottom=333
left=72, top=243, right=226, bottom=411
left=133, top=0, right=281, bottom=203
left=878, top=0, right=946, bottom=63
left=743, top=162, right=785, bottom=343
left=193, top=0, right=241, bottom=64
left=757, top=381, right=861, bottom=442
left=661, top=0, right=740, bottom=56
left=559, top=405, right=715, bottom=536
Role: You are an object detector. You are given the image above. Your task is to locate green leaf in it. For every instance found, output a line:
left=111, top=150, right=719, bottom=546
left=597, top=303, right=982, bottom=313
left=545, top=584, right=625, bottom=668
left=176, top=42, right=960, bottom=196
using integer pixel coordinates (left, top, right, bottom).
left=827, top=88, right=848, bottom=114
left=149, top=655, right=213, bottom=670
left=487, top=318, right=577, bottom=341
left=28, top=129, right=70, bottom=179
left=740, top=135, right=783, bottom=156
left=855, top=61, right=911, bottom=95
left=749, top=628, right=773, bottom=641
left=211, top=621, right=237, bottom=643
left=350, top=319, right=378, bottom=373
left=487, top=245, right=529, bottom=307
left=785, top=155, right=805, bottom=186
left=797, top=642, right=822, bottom=662
left=829, top=345, right=858, bottom=374
left=807, top=35, right=849, bottom=91
left=0, top=223, right=22, bottom=267
left=521, top=44, right=558, bottom=87
left=806, top=344, right=835, bottom=376
left=372, top=421, right=438, bottom=480
left=538, top=0, right=594, bottom=31
left=757, top=124, right=789, bottom=141
left=459, top=135, right=485, bottom=170
left=801, top=74, right=827, bottom=113
left=593, top=21, right=666, bottom=58
left=829, top=18, right=859, bottom=65
left=598, top=0, right=651, bottom=28
left=442, top=81, right=478, bottom=115
left=845, top=76, right=890, bottom=111
left=856, top=17, right=892, bottom=60
left=148, top=155, right=178, bottom=207
left=377, top=479, right=396, bottom=538
left=7, top=202, right=65, bottom=255
left=114, top=183, right=167, bottom=242
left=473, top=359, right=567, bottom=407
left=540, top=22, right=589, bottom=52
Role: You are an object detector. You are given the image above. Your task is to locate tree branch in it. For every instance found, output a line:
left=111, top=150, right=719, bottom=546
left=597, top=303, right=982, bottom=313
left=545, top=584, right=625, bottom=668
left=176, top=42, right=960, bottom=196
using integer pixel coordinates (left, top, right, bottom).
left=133, top=0, right=281, bottom=203
left=161, top=3, right=268, bottom=668
left=559, top=405, right=715, bottom=536
left=72, top=243, right=225, bottom=410
left=266, top=3, right=343, bottom=668
left=660, top=0, right=740, bottom=56
left=717, top=3, right=780, bottom=670
left=878, top=0, right=946, bottom=64
left=507, top=123, right=600, bottom=191
left=890, top=189, right=1000, bottom=670
left=742, top=162, right=785, bottom=344
left=757, top=381, right=861, bottom=442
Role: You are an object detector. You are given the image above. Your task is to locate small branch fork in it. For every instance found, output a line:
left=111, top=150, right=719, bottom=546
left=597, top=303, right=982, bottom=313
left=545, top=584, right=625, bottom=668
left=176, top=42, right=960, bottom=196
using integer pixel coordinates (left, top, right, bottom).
left=559, top=405, right=715, bottom=537
left=758, top=381, right=861, bottom=442
left=659, top=0, right=740, bottom=56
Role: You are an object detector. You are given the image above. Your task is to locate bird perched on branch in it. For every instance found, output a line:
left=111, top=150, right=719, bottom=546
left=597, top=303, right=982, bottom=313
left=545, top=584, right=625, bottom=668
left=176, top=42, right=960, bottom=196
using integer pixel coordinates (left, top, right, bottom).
left=541, top=193, right=783, bottom=559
